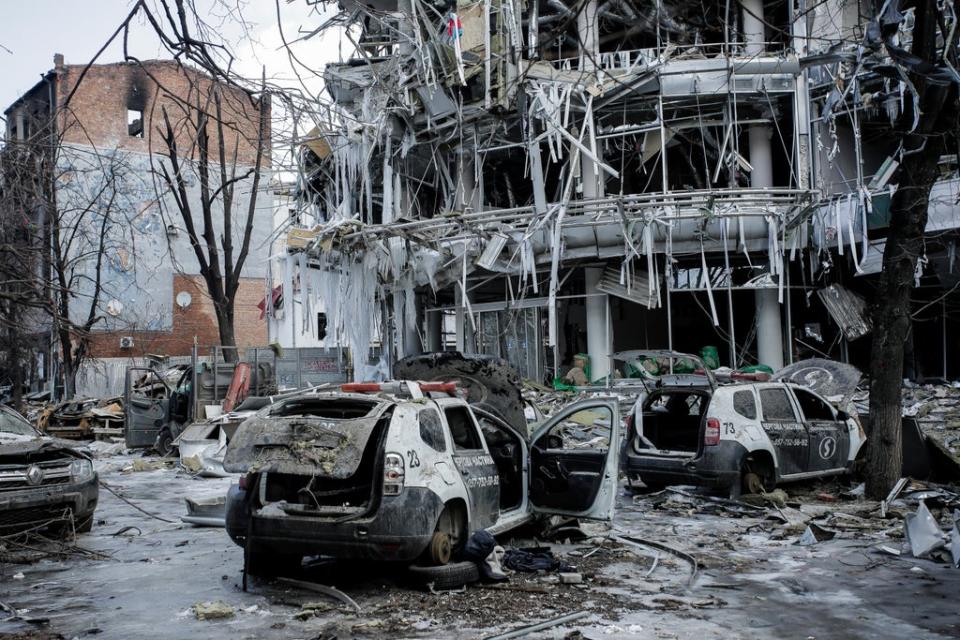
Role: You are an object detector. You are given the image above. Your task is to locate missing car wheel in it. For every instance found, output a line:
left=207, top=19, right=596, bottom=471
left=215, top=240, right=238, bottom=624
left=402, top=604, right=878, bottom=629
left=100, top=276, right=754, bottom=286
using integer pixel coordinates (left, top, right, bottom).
left=427, top=531, right=453, bottom=565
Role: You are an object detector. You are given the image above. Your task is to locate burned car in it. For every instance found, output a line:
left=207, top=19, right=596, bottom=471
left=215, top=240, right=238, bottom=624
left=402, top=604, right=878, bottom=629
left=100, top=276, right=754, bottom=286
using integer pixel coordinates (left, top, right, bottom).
left=620, top=354, right=866, bottom=496
left=224, top=360, right=622, bottom=577
left=0, top=405, right=98, bottom=534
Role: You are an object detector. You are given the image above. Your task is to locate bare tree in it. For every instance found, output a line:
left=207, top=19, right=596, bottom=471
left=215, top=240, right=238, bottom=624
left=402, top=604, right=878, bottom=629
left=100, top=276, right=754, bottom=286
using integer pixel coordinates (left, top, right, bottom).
left=54, top=0, right=277, bottom=363
left=1, top=105, right=134, bottom=399
left=864, top=0, right=959, bottom=497
left=151, top=73, right=270, bottom=361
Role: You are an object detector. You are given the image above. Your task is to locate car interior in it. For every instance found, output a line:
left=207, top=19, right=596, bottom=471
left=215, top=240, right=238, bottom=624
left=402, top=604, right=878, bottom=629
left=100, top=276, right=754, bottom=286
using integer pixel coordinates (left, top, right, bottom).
left=476, top=415, right=524, bottom=511
left=640, top=391, right=709, bottom=453
left=530, top=406, right=612, bottom=511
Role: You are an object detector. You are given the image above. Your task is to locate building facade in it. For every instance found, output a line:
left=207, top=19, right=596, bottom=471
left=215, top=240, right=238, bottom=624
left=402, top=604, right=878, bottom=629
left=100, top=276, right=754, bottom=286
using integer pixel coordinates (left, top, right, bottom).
left=273, top=0, right=960, bottom=382
left=2, top=56, right=272, bottom=392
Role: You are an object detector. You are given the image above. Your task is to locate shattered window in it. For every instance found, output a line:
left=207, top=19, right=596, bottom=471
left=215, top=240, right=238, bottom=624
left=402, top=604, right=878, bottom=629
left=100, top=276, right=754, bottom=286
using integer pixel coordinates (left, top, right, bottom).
left=646, top=393, right=700, bottom=416
left=793, top=388, right=835, bottom=422
left=0, top=407, right=39, bottom=437
left=541, top=407, right=611, bottom=451
left=419, top=409, right=446, bottom=452
left=272, top=398, right=377, bottom=419
left=444, top=406, right=483, bottom=451
left=733, top=390, right=757, bottom=420
left=127, top=109, right=143, bottom=137
left=759, top=388, right=796, bottom=422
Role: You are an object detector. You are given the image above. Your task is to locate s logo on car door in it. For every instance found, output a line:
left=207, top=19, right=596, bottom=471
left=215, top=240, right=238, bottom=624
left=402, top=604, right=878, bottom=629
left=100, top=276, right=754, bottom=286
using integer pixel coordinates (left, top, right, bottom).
left=818, top=436, right=836, bottom=460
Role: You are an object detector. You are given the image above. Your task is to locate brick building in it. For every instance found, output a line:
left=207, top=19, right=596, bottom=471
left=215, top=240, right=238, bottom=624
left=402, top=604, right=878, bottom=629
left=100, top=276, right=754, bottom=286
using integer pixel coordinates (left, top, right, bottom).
left=2, top=55, right=271, bottom=391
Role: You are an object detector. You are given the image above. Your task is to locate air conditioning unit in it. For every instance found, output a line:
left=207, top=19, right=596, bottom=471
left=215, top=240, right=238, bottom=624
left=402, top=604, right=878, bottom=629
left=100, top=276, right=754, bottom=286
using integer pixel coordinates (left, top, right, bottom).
left=119, top=336, right=134, bottom=349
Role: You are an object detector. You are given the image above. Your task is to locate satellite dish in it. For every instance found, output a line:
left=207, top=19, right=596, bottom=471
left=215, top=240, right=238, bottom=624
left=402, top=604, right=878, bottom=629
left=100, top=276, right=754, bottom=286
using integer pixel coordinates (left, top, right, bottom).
left=176, top=291, right=192, bottom=309
left=106, top=299, right=123, bottom=317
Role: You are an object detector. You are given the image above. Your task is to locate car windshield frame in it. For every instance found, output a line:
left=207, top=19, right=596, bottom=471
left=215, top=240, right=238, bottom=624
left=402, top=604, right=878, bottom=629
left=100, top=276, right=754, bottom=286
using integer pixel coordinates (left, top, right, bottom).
left=0, top=406, right=41, bottom=437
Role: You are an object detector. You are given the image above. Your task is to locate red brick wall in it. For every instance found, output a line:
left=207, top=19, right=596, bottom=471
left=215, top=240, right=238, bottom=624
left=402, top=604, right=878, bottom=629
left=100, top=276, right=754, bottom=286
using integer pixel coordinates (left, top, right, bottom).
left=55, top=59, right=270, bottom=167
left=87, top=275, right=266, bottom=358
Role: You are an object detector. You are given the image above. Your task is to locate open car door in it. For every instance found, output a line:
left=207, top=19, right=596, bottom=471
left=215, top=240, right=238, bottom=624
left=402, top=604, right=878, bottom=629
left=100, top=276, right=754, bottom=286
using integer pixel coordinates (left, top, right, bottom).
left=124, top=367, right=170, bottom=449
left=528, top=398, right=622, bottom=520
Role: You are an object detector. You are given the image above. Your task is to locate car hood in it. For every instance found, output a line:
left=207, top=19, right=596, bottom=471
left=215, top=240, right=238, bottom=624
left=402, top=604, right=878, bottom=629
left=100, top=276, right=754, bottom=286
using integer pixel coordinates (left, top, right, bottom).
left=772, top=358, right=863, bottom=403
left=0, top=435, right=87, bottom=460
left=394, top=352, right=526, bottom=429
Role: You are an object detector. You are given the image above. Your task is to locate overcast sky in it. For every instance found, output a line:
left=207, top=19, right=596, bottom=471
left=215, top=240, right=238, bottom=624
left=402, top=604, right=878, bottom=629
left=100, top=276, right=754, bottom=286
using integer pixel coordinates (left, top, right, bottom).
left=0, top=0, right=336, bottom=116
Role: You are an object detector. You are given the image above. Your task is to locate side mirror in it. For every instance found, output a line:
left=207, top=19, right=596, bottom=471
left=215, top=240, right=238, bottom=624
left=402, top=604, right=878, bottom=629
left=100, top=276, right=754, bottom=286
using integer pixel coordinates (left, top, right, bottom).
left=836, top=410, right=848, bottom=421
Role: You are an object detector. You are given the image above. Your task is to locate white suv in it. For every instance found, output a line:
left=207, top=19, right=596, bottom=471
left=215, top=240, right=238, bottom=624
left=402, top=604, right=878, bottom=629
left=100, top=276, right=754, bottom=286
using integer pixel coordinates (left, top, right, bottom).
left=620, top=356, right=866, bottom=495
left=224, top=380, right=623, bottom=575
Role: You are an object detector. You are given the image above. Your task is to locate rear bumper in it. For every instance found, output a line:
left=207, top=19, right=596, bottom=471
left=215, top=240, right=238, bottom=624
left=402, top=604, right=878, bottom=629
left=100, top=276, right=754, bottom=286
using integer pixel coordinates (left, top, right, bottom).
left=623, top=441, right=746, bottom=489
left=0, top=474, right=99, bottom=531
left=226, top=484, right=445, bottom=562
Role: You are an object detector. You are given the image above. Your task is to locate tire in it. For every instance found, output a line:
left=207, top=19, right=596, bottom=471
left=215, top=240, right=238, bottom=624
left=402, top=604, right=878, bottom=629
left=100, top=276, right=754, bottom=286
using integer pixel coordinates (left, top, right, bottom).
left=246, top=546, right=302, bottom=578
left=408, top=560, right=479, bottom=590
left=155, top=429, right=174, bottom=457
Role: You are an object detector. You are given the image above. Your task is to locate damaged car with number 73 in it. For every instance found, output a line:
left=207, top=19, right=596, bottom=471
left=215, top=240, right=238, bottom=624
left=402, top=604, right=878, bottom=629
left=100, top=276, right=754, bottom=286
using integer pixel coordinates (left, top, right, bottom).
left=620, top=353, right=867, bottom=497
left=223, top=353, right=624, bottom=582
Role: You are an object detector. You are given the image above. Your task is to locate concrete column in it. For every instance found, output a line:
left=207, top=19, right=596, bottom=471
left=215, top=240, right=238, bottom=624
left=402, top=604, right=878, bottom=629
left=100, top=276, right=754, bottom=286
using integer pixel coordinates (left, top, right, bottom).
left=755, top=288, right=783, bottom=369
left=397, top=0, right=415, bottom=56
left=748, top=125, right=774, bottom=187
left=578, top=0, right=601, bottom=200
left=577, top=0, right=598, bottom=69
left=584, top=267, right=611, bottom=383
left=741, top=0, right=782, bottom=370
left=741, top=0, right=765, bottom=56
left=748, top=121, right=783, bottom=369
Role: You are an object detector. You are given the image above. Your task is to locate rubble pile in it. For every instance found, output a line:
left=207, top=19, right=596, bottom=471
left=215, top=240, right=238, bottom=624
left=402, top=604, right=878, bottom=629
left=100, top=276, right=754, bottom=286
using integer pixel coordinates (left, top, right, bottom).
left=36, top=396, right=124, bottom=440
left=900, top=383, right=960, bottom=459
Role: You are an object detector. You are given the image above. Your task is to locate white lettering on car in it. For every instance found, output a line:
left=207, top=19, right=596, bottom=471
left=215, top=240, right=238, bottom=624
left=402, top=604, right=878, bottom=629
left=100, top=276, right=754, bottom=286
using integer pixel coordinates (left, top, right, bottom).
left=453, top=454, right=494, bottom=467
left=464, top=474, right=500, bottom=488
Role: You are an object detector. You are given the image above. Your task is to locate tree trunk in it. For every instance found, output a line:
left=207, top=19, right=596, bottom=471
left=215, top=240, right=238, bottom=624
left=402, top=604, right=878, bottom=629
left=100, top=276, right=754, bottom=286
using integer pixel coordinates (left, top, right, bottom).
left=8, top=321, right=24, bottom=411
left=863, top=0, right=952, bottom=499
left=865, top=137, right=943, bottom=499
left=215, top=298, right=239, bottom=363
left=58, top=327, right=77, bottom=400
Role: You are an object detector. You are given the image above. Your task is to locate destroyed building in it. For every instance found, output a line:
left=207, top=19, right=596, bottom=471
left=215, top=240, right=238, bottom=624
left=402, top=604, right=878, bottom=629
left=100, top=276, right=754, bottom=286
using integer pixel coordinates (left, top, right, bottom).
left=2, top=56, right=272, bottom=392
left=271, top=0, right=960, bottom=382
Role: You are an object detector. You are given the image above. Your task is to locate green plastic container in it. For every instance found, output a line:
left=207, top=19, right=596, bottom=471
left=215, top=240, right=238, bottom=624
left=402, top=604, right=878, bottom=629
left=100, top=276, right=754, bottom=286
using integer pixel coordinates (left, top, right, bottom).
left=740, top=364, right=775, bottom=375
left=700, top=346, right=720, bottom=370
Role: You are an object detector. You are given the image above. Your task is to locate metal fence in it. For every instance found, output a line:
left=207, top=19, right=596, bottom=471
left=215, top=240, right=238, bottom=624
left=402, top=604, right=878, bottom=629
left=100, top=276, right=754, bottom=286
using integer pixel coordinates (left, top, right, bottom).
left=74, top=347, right=350, bottom=399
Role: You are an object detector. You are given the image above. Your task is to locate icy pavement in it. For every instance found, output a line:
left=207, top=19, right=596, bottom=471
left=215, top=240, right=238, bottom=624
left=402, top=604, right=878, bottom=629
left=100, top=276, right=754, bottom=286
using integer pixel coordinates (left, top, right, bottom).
left=1, top=455, right=959, bottom=639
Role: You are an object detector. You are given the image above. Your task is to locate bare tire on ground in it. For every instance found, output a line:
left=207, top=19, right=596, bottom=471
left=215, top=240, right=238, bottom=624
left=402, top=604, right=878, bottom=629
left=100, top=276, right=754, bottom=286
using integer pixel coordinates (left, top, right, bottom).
left=408, top=560, right=479, bottom=590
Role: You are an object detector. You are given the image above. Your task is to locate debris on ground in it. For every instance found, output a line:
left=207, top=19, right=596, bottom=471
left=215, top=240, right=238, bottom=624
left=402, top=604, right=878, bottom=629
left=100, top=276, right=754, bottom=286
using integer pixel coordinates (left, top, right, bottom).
left=127, top=459, right=172, bottom=473
left=192, top=601, right=235, bottom=620
left=35, top=397, right=124, bottom=440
